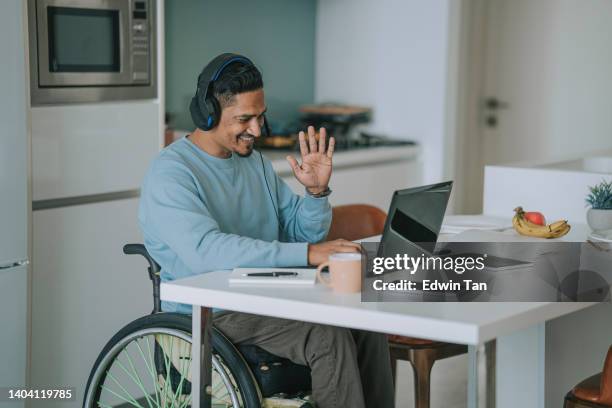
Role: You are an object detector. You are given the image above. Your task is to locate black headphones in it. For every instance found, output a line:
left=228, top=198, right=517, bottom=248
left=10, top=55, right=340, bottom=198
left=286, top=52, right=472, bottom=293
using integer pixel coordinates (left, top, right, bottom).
left=190, top=53, right=255, bottom=131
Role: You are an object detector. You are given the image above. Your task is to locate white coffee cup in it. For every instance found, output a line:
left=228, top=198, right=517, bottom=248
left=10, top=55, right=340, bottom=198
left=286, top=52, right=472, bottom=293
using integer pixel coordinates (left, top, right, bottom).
left=316, top=253, right=362, bottom=293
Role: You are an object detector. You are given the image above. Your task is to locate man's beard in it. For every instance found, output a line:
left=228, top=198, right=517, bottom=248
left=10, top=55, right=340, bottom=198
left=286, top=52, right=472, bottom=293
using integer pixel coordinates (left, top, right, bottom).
left=235, top=132, right=255, bottom=157
left=236, top=148, right=254, bottom=157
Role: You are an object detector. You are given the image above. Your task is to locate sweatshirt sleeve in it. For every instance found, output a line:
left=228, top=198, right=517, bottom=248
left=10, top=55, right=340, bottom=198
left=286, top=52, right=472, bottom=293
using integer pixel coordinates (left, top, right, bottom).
left=267, top=160, right=332, bottom=244
left=140, top=162, right=308, bottom=275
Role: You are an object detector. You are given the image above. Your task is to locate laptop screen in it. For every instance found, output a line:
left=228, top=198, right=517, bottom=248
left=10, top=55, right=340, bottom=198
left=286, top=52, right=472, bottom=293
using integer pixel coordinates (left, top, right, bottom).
left=377, top=181, right=453, bottom=258
left=390, top=207, right=438, bottom=254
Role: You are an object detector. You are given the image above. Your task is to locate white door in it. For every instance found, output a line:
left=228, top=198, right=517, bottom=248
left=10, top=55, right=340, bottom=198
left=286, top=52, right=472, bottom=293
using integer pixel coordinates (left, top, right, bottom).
left=458, top=0, right=612, bottom=212
left=482, top=0, right=612, bottom=165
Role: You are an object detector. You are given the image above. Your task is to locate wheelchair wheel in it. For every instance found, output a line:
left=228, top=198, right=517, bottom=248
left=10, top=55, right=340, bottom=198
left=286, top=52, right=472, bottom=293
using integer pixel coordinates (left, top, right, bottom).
left=83, top=313, right=261, bottom=408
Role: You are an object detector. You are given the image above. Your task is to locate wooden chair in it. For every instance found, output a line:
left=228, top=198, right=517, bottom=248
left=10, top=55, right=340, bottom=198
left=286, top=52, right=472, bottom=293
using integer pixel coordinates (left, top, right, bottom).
left=327, top=204, right=387, bottom=242
left=565, top=346, right=612, bottom=408
left=327, top=204, right=468, bottom=408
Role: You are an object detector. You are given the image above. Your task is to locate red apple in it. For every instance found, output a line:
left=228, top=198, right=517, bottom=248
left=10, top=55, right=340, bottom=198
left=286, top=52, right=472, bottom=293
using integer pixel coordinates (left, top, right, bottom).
left=524, top=211, right=546, bottom=226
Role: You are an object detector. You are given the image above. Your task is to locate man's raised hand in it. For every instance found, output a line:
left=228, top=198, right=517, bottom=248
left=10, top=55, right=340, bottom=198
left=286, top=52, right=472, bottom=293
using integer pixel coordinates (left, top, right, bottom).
left=286, top=126, right=335, bottom=195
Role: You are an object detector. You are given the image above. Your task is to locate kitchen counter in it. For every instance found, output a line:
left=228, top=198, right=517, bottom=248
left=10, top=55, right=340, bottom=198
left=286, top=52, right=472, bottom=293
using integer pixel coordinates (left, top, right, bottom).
left=263, top=144, right=422, bottom=210
left=491, top=148, right=612, bottom=172
left=484, top=149, right=612, bottom=223
left=262, top=144, right=420, bottom=176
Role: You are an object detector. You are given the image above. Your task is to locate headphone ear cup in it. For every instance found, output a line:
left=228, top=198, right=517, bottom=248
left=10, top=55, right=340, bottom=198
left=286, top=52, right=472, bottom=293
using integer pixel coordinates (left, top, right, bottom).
left=204, top=97, right=221, bottom=130
left=189, top=96, right=206, bottom=131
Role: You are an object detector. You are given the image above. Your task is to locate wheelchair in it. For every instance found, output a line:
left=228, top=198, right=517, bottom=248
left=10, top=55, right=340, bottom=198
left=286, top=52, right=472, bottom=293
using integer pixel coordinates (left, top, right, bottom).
left=83, top=244, right=314, bottom=408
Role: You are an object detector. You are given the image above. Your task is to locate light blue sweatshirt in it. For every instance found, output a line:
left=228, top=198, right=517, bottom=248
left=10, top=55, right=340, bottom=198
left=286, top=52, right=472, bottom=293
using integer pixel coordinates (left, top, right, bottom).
left=138, top=136, right=332, bottom=314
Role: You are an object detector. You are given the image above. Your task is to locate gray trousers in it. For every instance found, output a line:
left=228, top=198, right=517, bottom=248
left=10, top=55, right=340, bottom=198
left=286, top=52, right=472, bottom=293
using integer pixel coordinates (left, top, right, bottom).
left=214, top=311, right=395, bottom=408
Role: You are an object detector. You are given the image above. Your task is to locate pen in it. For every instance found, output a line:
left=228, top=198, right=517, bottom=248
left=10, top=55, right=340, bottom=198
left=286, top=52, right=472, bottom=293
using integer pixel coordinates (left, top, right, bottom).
left=244, top=272, right=299, bottom=277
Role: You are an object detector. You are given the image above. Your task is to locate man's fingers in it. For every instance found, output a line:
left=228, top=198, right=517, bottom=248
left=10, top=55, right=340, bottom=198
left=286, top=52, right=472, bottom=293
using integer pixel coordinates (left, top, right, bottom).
left=286, top=155, right=301, bottom=174
left=326, top=137, right=335, bottom=159
left=330, top=245, right=361, bottom=253
left=298, top=131, right=308, bottom=157
left=318, top=127, right=327, bottom=152
left=308, top=126, right=317, bottom=153
left=334, top=239, right=362, bottom=250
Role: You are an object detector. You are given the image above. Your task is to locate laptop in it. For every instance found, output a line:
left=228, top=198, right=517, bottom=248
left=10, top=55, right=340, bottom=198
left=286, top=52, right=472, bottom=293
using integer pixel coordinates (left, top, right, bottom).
left=373, top=181, right=530, bottom=274
left=376, top=181, right=453, bottom=259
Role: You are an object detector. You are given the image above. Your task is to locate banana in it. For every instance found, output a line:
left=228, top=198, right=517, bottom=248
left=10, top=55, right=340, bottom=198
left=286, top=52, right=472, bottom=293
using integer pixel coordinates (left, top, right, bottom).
left=551, top=223, right=571, bottom=238
left=512, top=207, right=571, bottom=239
left=548, top=219, right=569, bottom=231
left=512, top=215, right=551, bottom=238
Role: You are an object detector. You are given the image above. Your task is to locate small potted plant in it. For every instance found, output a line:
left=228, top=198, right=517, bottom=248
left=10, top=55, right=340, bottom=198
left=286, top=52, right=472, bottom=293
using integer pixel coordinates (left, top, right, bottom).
left=586, top=179, right=612, bottom=232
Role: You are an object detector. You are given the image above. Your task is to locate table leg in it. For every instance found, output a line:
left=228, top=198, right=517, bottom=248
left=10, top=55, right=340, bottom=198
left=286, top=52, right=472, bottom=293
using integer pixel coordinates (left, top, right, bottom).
left=495, top=323, right=546, bottom=408
left=468, top=339, right=496, bottom=408
left=192, top=305, right=213, bottom=408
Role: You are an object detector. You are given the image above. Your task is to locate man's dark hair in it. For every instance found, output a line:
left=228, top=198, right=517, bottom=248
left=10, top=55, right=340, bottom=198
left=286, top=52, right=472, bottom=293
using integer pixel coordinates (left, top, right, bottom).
left=213, top=62, right=263, bottom=108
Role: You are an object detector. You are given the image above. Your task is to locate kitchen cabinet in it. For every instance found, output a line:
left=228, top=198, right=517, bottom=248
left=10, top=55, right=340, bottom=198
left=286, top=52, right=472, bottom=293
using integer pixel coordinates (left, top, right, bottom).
left=31, top=198, right=151, bottom=408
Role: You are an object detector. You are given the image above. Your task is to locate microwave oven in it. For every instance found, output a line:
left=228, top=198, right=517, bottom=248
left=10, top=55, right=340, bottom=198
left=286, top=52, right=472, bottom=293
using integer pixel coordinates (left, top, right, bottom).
left=28, top=0, right=157, bottom=105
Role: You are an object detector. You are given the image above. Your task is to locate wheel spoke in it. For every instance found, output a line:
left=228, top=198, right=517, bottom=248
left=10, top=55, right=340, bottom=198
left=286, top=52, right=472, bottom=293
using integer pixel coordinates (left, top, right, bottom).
left=121, top=342, right=158, bottom=408
left=168, top=336, right=181, bottom=408
left=178, top=393, right=193, bottom=408
left=101, top=373, right=144, bottom=408
left=161, top=333, right=177, bottom=408
left=169, top=339, right=191, bottom=407
left=178, top=345, right=193, bottom=408
left=137, top=336, right=161, bottom=407
left=211, top=356, right=236, bottom=406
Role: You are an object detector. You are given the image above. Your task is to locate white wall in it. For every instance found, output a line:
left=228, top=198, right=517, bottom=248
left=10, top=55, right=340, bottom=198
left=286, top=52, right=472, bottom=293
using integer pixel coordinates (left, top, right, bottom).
left=315, top=0, right=452, bottom=184
left=544, top=0, right=612, bottom=159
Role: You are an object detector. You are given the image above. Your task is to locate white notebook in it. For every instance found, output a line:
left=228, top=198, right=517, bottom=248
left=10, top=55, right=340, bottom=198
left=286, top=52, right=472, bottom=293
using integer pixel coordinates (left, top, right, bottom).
left=441, top=215, right=512, bottom=234
left=229, top=268, right=317, bottom=286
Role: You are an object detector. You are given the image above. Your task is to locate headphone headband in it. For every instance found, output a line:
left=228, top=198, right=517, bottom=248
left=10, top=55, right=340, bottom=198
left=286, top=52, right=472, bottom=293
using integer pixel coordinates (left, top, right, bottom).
left=190, top=53, right=255, bottom=131
left=200, top=54, right=254, bottom=102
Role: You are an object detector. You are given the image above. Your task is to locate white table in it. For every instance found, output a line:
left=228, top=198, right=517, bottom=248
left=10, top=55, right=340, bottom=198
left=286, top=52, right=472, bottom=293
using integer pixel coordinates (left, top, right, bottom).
left=160, top=222, right=596, bottom=407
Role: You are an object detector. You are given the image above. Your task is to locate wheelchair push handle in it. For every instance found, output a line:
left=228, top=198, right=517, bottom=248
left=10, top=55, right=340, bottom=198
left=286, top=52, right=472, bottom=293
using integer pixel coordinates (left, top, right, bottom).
left=123, top=244, right=161, bottom=273
left=123, top=243, right=162, bottom=314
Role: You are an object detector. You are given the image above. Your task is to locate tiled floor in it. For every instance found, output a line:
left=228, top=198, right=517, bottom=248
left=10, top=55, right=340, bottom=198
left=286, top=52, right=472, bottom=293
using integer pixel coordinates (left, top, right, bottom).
left=394, top=354, right=467, bottom=408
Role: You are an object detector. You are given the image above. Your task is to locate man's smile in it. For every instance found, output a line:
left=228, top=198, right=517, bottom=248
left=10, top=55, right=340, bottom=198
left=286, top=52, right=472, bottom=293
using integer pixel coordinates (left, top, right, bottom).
left=238, top=134, right=255, bottom=145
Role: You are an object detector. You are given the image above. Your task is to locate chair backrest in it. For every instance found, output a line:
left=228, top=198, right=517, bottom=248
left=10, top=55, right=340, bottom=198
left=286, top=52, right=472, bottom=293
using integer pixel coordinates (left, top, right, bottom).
left=326, top=204, right=387, bottom=241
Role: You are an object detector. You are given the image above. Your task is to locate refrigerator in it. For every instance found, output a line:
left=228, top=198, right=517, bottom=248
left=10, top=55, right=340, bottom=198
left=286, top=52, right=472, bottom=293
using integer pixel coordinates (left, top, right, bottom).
left=0, top=0, right=30, bottom=406
left=25, top=1, right=163, bottom=405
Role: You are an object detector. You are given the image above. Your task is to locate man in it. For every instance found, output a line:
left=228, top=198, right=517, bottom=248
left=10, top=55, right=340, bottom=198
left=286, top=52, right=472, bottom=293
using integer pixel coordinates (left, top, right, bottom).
left=138, top=54, right=394, bottom=408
